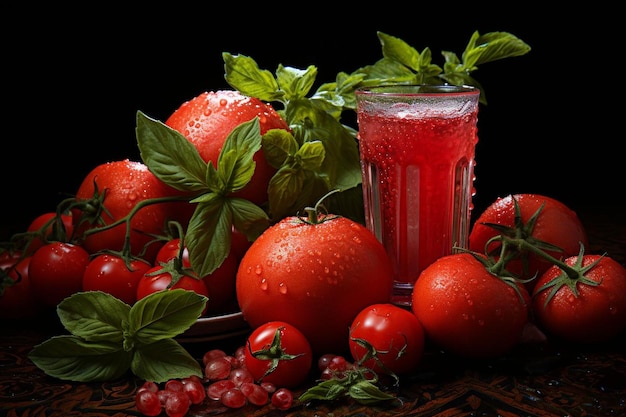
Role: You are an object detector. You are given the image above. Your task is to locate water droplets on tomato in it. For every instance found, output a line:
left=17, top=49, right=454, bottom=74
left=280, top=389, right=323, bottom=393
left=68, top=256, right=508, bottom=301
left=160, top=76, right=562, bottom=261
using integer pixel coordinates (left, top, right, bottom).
left=278, top=282, right=287, bottom=294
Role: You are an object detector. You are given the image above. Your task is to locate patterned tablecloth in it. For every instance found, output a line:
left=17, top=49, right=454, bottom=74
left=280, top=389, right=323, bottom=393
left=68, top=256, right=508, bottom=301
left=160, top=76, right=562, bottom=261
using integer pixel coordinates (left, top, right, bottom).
left=1, top=206, right=625, bottom=417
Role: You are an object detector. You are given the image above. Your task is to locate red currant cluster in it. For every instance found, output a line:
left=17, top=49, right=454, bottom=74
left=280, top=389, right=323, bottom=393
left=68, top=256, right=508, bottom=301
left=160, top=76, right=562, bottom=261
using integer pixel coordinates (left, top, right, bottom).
left=134, top=346, right=294, bottom=416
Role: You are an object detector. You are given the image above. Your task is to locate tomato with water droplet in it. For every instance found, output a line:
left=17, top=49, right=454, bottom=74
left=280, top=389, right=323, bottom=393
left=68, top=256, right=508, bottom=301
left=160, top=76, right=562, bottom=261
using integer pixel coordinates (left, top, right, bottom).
left=71, top=159, right=193, bottom=262
left=412, top=252, right=530, bottom=359
left=236, top=211, right=393, bottom=356
left=165, top=90, right=290, bottom=205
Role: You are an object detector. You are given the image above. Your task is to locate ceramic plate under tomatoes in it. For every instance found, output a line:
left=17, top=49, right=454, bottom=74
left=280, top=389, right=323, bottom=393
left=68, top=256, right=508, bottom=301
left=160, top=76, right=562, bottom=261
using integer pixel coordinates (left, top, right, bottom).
left=177, top=311, right=250, bottom=343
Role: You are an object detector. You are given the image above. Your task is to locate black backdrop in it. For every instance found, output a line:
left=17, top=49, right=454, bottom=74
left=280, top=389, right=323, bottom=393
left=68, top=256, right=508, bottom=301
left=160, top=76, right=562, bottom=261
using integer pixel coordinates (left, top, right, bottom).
left=4, top=6, right=622, bottom=239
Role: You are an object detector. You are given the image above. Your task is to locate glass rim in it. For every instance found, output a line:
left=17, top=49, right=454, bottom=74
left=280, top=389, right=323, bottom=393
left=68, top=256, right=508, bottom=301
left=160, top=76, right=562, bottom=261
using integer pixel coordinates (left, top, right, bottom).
left=355, top=84, right=480, bottom=97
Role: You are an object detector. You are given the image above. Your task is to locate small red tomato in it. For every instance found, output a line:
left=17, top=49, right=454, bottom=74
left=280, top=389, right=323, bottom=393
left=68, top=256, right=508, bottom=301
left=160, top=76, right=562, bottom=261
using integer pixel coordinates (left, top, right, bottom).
left=155, top=238, right=239, bottom=314
left=136, top=265, right=209, bottom=315
left=349, top=303, right=425, bottom=375
left=0, top=255, right=42, bottom=319
left=25, top=212, right=74, bottom=254
left=29, top=242, right=91, bottom=308
left=71, top=159, right=192, bottom=263
left=243, top=321, right=313, bottom=389
left=82, top=254, right=152, bottom=305
left=532, top=254, right=626, bottom=344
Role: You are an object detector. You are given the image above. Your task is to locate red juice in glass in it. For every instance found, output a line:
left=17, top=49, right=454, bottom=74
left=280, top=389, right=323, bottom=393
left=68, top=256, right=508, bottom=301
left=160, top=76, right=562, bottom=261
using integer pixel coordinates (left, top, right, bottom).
left=356, top=85, right=480, bottom=305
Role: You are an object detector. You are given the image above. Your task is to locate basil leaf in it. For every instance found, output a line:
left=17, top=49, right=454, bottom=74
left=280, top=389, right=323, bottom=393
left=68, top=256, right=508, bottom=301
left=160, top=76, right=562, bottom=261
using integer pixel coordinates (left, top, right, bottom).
left=135, top=111, right=209, bottom=193
left=349, top=380, right=396, bottom=405
left=185, top=199, right=231, bottom=277
left=132, top=338, right=202, bottom=383
left=128, top=289, right=206, bottom=344
left=28, top=335, right=132, bottom=382
left=57, top=291, right=130, bottom=342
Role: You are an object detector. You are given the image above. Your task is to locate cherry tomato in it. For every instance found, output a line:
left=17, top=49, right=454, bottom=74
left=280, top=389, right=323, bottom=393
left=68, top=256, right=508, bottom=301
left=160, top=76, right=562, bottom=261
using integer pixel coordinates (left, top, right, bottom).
left=0, top=255, right=41, bottom=319
left=28, top=242, right=91, bottom=308
left=165, top=90, right=290, bottom=205
left=25, top=212, right=74, bottom=254
left=82, top=254, right=152, bottom=305
left=243, top=321, right=313, bottom=389
left=71, top=159, right=193, bottom=263
left=349, top=303, right=425, bottom=375
left=532, top=254, right=626, bottom=344
left=155, top=238, right=239, bottom=314
left=136, top=265, right=209, bottom=315
left=236, top=212, right=393, bottom=356
left=412, top=252, right=530, bottom=359
left=469, top=194, right=588, bottom=291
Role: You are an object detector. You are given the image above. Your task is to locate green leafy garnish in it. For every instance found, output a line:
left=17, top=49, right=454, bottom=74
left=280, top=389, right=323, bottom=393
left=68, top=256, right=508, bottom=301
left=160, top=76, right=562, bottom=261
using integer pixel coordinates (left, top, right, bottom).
left=28, top=289, right=206, bottom=383
left=299, top=366, right=397, bottom=406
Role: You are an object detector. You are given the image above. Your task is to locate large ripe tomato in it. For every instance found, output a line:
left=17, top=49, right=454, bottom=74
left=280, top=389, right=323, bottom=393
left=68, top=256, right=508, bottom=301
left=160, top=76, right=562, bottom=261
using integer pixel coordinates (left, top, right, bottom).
left=411, top=252, right=530, bottom=359
left=82, top=254, right=152, bottom=305
left=532, top=254, right=626, bottom=344
left=165, top=90, right=290, bottom=205
left=469, top=194, right=588, bottom=291
left=236, top=212, right=393, bottom=356
left=72, top=159, right=193, bottom=263
left=25, top=212, right=74, bottom=254
left=0, top=254, right=41, bottom=319
left=28, top=242, right=91, bottom=308
left=243, top=321, right=313, bottom=389
left=136, top=265, right=210, bottom=316
left=349, top=303, right=425, bottom=375
left=155, top=238, right=239, bottom=314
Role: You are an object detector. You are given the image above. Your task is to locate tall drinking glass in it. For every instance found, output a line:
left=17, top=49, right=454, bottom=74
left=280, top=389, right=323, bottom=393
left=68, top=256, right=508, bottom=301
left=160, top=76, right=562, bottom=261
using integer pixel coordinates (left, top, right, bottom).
left=355, top=85, right=480, bottom=306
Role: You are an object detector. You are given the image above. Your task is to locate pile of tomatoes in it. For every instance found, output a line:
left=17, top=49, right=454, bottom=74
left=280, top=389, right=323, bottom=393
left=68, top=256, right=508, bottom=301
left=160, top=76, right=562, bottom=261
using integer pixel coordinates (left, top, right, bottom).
left=2, top=88, right=626, bottom=415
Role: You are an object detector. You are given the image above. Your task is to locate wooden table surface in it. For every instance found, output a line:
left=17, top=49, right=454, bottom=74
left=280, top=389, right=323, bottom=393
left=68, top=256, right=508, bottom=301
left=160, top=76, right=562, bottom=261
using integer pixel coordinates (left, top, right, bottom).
left=2, top=205, right=625, bottom=417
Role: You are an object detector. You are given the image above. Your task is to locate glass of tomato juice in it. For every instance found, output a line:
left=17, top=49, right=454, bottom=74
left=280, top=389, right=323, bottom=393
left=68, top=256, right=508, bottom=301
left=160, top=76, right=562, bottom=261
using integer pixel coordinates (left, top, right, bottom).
left=355, top=85, right=480, bottom=306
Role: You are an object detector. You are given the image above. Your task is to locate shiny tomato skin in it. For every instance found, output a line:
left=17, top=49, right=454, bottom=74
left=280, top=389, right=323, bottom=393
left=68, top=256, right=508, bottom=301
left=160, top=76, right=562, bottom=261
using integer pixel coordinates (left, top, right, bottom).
left=243, top=321, right=313, bottom=389
left=469, top=194, right=588, bottom=291
left=29, top=242, right=91, bottom=308
left=532, top=255, right=626, bottom=344
left=155, top=238, right=239, bottom=314
left=26, top=212, right=74, bottom=254
left=136, top=266, right=209, bottom=315
left=349, top=303, right=425, bottom=375
left=412, top=253, right=530, bottom=359
left=72, top=159, right=193, bottom=263
left=82, top=254, right=152, bottom=305
left=0, top=255, right=42, bottom=319
left=165, top=90, right=290, bottom=205
left=236, top=214, right=393, bottom=356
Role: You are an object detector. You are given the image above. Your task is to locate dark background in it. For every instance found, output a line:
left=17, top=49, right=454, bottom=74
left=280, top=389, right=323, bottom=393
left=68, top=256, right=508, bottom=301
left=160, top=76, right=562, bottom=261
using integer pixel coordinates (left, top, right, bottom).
left=4, top=6, right=621, bottom=240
